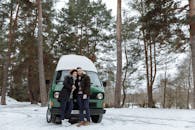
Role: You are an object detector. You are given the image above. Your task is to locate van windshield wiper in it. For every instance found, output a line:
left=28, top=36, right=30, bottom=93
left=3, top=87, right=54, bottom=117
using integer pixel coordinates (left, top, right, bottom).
left=91, top=83, right=100, bottom=87
left=56, top=80, right=63, bottom=84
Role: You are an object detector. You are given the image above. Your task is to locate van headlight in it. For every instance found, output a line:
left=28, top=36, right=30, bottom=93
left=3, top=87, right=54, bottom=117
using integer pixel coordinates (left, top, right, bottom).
left=54, top=92, right=60, bottom=99
left=97, top=93, right=103, bottom=100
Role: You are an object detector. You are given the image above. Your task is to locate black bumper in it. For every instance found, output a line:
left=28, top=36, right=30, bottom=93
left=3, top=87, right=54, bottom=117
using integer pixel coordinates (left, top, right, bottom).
left=90, top=109, right=106, bottom=115
left=50, top=107, right=106, bottom=115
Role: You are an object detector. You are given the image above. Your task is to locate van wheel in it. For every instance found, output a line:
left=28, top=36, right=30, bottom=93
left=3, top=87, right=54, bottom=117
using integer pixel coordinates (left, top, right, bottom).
left=91, top=114, right=103, bottom=123
left=54, top=115, right=62, bottom=124
left=46, top=108, right=52, bottom=123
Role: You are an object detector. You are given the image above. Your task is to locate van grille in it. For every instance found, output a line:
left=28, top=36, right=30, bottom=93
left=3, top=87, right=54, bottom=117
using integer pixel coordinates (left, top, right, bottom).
left=71, top=93, right=102, bottom=109
left=73, top=102, right=97, bottom=109
left=89, top=102, right=97, bottom=107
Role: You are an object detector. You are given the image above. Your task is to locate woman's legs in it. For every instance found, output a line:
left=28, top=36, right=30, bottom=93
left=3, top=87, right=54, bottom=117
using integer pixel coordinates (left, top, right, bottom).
left=60, top=99, right=67, bottom=120
left=77, top=94, right=84, bottom=122
left=83, top=97, right=90, bottom=122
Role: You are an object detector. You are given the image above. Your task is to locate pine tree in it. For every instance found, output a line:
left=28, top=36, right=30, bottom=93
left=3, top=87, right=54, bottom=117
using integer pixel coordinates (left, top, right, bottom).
left=55, top=0, right=113, bottom=60
left=131, top=0, right=188, bottom=107
left=7, top=0, right=56, bottom=103
left=0, top=0, right=19, bottom=105
left=0, top=1, right=8, bottom=95
left=121, top=13, right=142, bottom=107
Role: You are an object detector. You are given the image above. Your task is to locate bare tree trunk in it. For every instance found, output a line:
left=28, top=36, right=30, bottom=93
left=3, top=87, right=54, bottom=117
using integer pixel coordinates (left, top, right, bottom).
left=148, top=43, right=153, bottom=107
left=187, top=87, right=190, bottom=109
left=114, top=0, right=122, bottom=108
left=27, top=58, right=39, bottom=104
left=140, top=0, right=153, bottom=108
left=1, top=62, right=9, bottom=105
left=37, top=0, right=47, bottom=107
left=163, top=75, right=167, bottom=108
left=143, top=39, right=150, bottom=107
left=1, top=3, right=13, bottom=105
left=189, top=0, right=195, bottom=109
left=187, top=55, right=191, bottom=109
left=121, top=42, right=128, bottom=107
left=79, top=26, right=83, bottom=55
left=148, top=42, right=157, bottom=108
left=175, top=86, right=178, bottom=108
left=144, top=42, right=155, bottom=108
left=163, top=63, right=167, bottom=108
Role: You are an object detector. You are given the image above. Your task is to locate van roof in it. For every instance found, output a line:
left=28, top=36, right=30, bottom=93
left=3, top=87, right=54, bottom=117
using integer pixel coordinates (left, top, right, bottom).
left=56, top=54, right=97, bottom=73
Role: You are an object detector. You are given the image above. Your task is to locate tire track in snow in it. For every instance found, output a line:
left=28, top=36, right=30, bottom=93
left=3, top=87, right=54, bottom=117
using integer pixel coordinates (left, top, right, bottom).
left=104, top=116, right=174, bottom=127
left=120, top=114, right=195, bottom=124
left=104, top=113, right=195, bottom=129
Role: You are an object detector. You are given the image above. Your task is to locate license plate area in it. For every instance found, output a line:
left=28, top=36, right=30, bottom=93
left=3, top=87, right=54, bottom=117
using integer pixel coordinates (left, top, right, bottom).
left=71, top=110, right=86, bottom=114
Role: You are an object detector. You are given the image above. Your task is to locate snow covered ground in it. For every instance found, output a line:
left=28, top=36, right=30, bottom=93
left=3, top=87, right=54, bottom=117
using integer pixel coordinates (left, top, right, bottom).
left=1, top=97, right=195, bottom=130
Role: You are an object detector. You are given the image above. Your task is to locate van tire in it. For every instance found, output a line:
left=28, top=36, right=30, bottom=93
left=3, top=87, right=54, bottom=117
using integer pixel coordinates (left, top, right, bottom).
left=91, top=114, right=103, bottom=123
left=46, top=108, right=52, bottom=123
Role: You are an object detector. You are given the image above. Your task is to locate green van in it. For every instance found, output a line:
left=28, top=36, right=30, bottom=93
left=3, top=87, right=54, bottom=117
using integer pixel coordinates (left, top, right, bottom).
left=46, top=55, right=106, bottom=124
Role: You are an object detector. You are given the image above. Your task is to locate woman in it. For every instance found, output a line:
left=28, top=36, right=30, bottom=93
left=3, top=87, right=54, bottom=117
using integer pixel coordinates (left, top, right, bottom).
left=58, top=69, right=77, bottom=122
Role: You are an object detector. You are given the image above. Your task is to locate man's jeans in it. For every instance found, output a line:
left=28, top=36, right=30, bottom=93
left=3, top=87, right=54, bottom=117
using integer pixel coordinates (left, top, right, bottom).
left=60, top=98, right=73, bottom=120
left=77, top=94, right=90, bottom=122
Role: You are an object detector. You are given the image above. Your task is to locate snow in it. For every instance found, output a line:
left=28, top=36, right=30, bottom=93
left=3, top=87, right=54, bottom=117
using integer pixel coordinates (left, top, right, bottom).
left=1, top=97, right=195, bottom=130
left=55, top=54, right=97, bottom=73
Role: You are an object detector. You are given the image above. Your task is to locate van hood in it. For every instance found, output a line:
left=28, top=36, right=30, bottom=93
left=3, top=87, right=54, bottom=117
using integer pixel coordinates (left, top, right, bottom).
left=90, top=85, right=104, bottom=93
left=53, top=84, right=104, bottom=93
left=52, top=84, right=63, bottom=91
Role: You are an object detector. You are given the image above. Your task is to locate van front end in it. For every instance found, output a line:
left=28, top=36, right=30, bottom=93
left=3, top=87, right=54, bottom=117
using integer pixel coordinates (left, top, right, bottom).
left=46, top=83, right=63, bottom=124
left=46, top=82, right=106, bottom=124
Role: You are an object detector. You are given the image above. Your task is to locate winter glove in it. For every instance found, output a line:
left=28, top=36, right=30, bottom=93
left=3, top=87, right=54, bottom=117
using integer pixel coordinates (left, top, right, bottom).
left=83, top=94, right=87, bottom=99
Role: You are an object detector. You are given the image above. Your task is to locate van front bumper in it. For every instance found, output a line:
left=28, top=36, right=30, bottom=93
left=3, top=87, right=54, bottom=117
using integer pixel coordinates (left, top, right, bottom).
left=50, top=107, right=106, bottom=115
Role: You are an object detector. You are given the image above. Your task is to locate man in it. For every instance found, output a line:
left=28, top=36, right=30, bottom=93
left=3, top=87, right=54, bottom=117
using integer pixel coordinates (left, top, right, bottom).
left=58, top=69, right=77, bottom=122
left=75, top=67, right=91, bottom=127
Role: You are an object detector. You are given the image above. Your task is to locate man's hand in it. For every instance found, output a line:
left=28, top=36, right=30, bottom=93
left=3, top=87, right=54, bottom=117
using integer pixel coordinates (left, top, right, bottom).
left=83, top=94, right=87, bottom=99
left=72, top=85, right=76, bottom=91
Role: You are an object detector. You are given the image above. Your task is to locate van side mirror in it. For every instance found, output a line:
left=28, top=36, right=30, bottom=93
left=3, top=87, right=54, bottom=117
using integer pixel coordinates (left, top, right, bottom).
left=45, top=80, right=51, bottom=85
left=102, top=81, right=107, bottom=87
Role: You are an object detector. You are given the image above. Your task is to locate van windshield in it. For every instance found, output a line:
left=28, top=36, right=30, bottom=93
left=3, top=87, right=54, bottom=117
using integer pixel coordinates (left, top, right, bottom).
left=56, top=70, right=102, bottom=87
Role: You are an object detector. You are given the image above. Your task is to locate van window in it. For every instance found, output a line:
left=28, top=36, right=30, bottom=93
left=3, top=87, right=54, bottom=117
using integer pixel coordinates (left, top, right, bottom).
left=55, top=70, right=102, bottom=87
left=87, top=71, right=102, bottom=87
left=56, top=70, right=69, bottom=84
